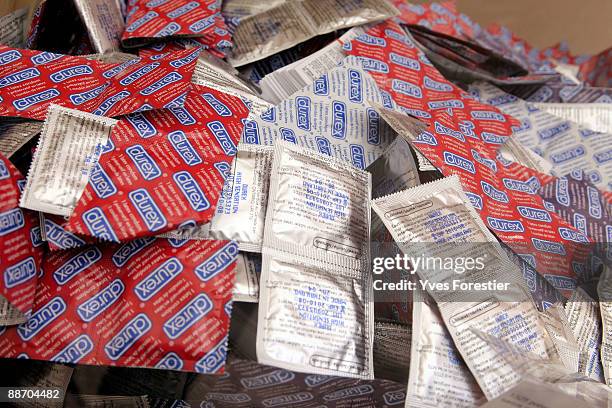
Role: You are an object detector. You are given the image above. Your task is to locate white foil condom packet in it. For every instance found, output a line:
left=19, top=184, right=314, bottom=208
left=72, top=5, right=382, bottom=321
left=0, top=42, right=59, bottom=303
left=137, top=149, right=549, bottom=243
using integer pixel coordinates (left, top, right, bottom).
left=371, top=175, right=556, bottom=399
left=19, top=104, right=118, bottom=217
left=257, top=140, right=374, bottom=379
left=406, top=287, right=485, bottom=408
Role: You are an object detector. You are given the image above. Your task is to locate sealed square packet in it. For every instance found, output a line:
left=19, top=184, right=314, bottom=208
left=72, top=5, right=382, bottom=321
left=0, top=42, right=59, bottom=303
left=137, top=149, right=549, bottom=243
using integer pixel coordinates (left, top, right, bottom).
left=0, top=238, right=237, bottom=373
left=257, top=141, right=374, bottom=379
left=63, top=84, right=249, bottom=242
left=0, top=46, right=200, bottom=120
left=372, top=175, right=556, bottom=399
left=20, top=104, right=118, bottom=216
left=121, top=0, right=231, bottom=51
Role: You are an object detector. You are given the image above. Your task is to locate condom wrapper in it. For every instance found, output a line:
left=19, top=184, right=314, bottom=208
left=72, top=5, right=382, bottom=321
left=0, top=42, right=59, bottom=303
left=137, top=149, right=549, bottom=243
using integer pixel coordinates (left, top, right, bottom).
left=0, top=7, right=27, bottom=48
left=526, top=82, right=612, bottom=104
left=372, top=320, right=411, bottom=384
left=533, top=102, right=612, bottom=134
left=20, top=104, right=117, bottom=216
left=406, top=288, right=485, bottom=407
left=64, top=85, right=249, bottom=242
left=0, top=117, right=43, bottom=158
left=0, top=154, right=44, bottom=325
left=73, top=0, right=125, bottom=53
left=174, top=357, right=406, bottom=406
left=470, top=82, right=611, bottom=192
left=345, top=21, right=592, bottom=292
left=228, top=0, right=398, bottom=67
left=0, top=45, right=200, bottom=121
left=121, top=0, right=231, bottom=52
left=0, top=238, right=236, bottom=373
left=245, top=57, right=398, bottom=170
left=372, top=176, right=556, bottom=399
left=258, top=141, right=374, bottom=379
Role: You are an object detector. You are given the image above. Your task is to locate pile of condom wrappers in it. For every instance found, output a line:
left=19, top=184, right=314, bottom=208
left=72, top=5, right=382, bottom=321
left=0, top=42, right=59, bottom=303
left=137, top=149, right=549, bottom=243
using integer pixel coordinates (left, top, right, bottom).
left=0, top=0, right=611, bottom=406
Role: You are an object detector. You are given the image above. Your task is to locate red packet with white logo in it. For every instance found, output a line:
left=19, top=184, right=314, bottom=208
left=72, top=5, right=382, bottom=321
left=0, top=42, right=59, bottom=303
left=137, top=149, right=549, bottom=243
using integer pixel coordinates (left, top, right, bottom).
left=0, top=154, right=44, bottom=324
left=0, top=238, right=236, bottom=373
left=63, top=85, right=248, bottom=242
left=121, top=0, right=231, bottom=52
left=0, top=46, right=200, bottom=121
left=349, top=20, right=590, bottom=294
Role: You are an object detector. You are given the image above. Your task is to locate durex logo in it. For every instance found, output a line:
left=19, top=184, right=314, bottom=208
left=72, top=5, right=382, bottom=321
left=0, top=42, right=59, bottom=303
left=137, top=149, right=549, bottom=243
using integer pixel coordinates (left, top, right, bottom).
left=316, top=137, right=332, bottom=156
left=389, top=53, right=421, bottom=70
left=241, top=370, right=295, bottom=389
left=30, top=51, right=61, bottom=65
left=313, top=75, right=329, bottom=95
left=280, top=127, right=297, bottom=144
left=348, top=69, right=363, bottom=103
left=13, top=89, right=60, bottom=111
left=480, top=181, right=508, bottom=203
left=423, top=76, right=452, bottom=92
left=517, top=206, right=552, bottom=222
left=0, top=67, right=40, bottom=88
left=77, top=279, right=124, bottom=322
left=0, top=208, right=24, bottom=236
left=195, top=241, right=238, bottom=281
left=18, top=297, right=66, bottom=341
left=169, top=49, right=200, bottom=68
left=44, top=219, right=85, bottom=249
left=195, top=338, right=227, bottom=373
left=207, top=121, right=237, bottom=155
left=168, top=1, right=198, bottom=18
left=532, top=238, right=566, bottom=255
left=331, top=101, right=346, bottom=139
left=156, top=352, right=184, bottom=370
left=202, top=93, right=232, bottom=116
left=89, top=164, right=118, bottom=199
left=82, top=207, right=118, bottom=241
left=156, top=22, right=181, bottom=37
left=355, top=34, right=386, bottom=47
left=189, top=16, right=215, bottom=32
left=537, top=122, right=571, bottom=140
left=134, top=258, right=183, bottom=301
left=128, top=188, right=167, bottom=232
left=70, top=83, right=110, bottom=105
left=243, top=120, right=259, bottom=144
left=4, top=257, right=36, bottom=288
left=358, top=56, right=389, bottom=73
left=119, top=62, right=159, bottom=86
left=140, top=72, right=183, bottom=96
left=168, top=131, right=203, bottom=166
left=163, top=294, right=213, bottom=339
left=295, top=96, right=311, bottom=130
left=104, top=313, right=152, bottom=360
left=350, top=144, right=365, bottom=169
left=0, top=49, right=22, bottom=65
left=50, top=65, right=93, bottom=83
left=126, top=112, right=157, bottom=138
left=126, top=145, right=162, bottom=180
left=558, top=227, right=589, bottom=243
left=126, top=10, right=158, bottom=32
left=434, top=121, right=465, bottom=142
left=465, top=192, right=483, bottom=210
left=367, top=108, right=380, bottom=145
left=391, top=79, right=422, bottom=98
left=443, top=151, right=475, bottom=174
left=169, top=106, right=196, bottom=125
left=487, top=217, right=524, bottom=232
left=53, top=247, right=102, bottom=285
left=92, top=90, right=130, bottom=116
left=470, top=111, right=506, bottom=122
left=52, top=334, right=93, bottom=363
left=550, top=145, right=585, bottom=163
left=173, top=171, right=210, bottom=211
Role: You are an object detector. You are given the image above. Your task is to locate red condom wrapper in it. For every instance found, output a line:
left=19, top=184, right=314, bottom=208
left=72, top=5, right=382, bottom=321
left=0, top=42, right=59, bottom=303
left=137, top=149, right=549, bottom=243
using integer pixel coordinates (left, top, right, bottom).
left=0, top=154, right=44, bottom=321
left=0, top=238, right=237, bottom=373
left=346, top=20, right=591, bottom=294
left=63, top=84, right=249, bottom=242
left=0, top=46, right=201, bottom=121
left=122, top=0, right=231, bottom=52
